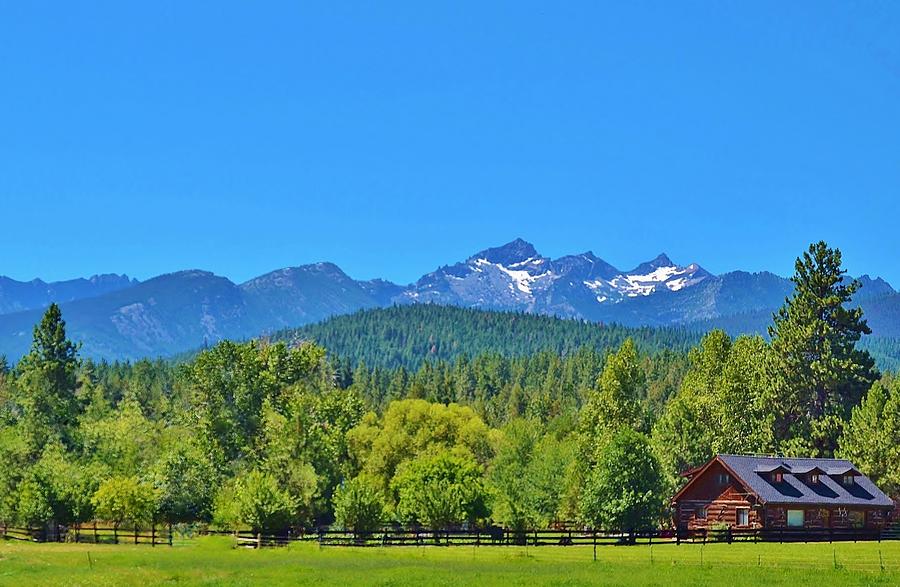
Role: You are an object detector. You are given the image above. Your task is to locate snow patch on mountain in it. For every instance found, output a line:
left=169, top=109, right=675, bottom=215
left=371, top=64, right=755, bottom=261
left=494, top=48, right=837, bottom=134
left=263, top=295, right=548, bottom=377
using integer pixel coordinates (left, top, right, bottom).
left=583, top=261, right=709, bottom=302
left=475, top=257, right=554, bottom=295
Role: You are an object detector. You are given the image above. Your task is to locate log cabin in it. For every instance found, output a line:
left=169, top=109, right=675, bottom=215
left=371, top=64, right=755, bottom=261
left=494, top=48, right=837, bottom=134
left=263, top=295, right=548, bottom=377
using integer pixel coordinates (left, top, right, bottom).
left=672, top=455, right=894, bottom=531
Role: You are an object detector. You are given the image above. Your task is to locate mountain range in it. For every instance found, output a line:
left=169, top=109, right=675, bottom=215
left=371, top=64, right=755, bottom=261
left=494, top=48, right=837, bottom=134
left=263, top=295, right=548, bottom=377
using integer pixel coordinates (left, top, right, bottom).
left=0, top=238, right=897, bottom=361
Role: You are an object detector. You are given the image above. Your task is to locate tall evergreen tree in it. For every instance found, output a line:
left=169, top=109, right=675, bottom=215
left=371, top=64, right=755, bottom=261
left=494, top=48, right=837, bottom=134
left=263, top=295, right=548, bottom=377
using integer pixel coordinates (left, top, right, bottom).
left=767, top=241, right=878, bottom=455
left=16, top=304, right=81, bottom=450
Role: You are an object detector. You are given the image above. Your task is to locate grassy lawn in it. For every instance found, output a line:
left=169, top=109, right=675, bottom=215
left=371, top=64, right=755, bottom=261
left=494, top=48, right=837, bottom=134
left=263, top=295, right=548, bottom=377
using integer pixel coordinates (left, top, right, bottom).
left=0, top=536, right=898, bottom=586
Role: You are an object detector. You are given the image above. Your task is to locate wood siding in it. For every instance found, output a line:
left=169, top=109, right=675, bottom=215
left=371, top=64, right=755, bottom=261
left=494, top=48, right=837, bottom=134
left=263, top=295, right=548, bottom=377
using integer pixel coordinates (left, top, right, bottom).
left=673, top=459, right=891, bottom=530
left=675, top=461, right=759, bottom=530
left=763, top=505, right=886, bottom=529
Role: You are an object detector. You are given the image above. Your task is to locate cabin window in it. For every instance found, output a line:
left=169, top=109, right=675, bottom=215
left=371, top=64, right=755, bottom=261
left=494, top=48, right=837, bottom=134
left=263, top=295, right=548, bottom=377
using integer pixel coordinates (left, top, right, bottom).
left=809, top=473, right=820, bottom=484
left=772, top=472, right=784, bottom=483
left=717, top=473, right=731, bottom=485
left=842, top=474, right=855, bottom=486
left=787, top=509, right=804, bottom=528
left=849, top=510, right=864, bottom=529
left=695, top=507, right=707, bottom=520
left=736, top=507, right=749, bottom=527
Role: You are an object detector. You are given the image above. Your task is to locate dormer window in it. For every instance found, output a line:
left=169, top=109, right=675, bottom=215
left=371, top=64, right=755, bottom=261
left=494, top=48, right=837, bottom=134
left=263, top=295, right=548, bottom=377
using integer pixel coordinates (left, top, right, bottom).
left=717, top=473, right=731, bottom=485
left=756, top=463, right=791, bottom=485
left=810, top=473, right=819, bottom=484
left=842, top=474, right=855, bottom=486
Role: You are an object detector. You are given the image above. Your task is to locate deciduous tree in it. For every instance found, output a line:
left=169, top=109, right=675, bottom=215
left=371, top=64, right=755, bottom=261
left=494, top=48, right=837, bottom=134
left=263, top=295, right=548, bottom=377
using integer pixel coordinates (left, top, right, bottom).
left=579, top=428, right=664, bottom=532
left=837, top=375, right=900, bottom=495
left=392, top=451, right=488, bottom=530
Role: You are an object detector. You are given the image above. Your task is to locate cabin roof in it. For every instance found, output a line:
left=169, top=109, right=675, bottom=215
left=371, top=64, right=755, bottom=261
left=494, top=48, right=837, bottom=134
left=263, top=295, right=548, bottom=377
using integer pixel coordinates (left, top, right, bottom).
left=716, top=455, right=894, bottom=508
left=789, top=464, right=832, bottom=476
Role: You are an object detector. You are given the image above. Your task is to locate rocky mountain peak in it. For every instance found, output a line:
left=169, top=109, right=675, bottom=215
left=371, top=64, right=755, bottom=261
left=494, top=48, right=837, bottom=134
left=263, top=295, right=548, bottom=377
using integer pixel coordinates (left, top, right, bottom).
left=472, top=238, right=540, bottom=266
left=630, top=253, right=676, bottom=275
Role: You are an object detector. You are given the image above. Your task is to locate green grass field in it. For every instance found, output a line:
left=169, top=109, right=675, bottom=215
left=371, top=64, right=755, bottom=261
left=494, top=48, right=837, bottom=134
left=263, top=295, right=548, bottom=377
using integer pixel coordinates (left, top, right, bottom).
left=1, top=536, right=899, bottom=586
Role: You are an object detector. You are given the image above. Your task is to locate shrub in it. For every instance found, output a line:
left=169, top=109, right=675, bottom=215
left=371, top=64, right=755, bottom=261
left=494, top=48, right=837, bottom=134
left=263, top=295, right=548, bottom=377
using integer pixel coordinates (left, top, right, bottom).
left=91, top=476, right=157, bottom=527
left=233, top=469, right=296, bottom=533
left=333, top=476, right=384, bottom=536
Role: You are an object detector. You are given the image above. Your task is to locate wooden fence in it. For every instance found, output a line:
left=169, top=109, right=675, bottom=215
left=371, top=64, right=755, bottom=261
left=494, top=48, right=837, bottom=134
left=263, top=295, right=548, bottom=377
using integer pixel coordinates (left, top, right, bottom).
left=202, top=525, right=894, bottom=549
left=0, top=523, right=890, bottom=549
left=1, top=522, right=173, bottom=546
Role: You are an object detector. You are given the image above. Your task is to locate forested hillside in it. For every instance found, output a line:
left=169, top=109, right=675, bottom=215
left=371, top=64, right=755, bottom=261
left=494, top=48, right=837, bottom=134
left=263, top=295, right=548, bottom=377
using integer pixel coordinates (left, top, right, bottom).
left=277, top=303, right=900, bottom=373
left=859, top=337, right=900, bottom=373
left=0, top=242, right=897, bottom=538
left=276, top=304, right=701, bottom=370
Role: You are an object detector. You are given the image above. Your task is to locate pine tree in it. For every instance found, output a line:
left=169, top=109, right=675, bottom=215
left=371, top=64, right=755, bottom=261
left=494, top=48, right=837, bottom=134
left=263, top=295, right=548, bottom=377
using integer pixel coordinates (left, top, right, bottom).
left=16, top=303, right=81, bottom=450
left=767, top=241, right=878, bottom=455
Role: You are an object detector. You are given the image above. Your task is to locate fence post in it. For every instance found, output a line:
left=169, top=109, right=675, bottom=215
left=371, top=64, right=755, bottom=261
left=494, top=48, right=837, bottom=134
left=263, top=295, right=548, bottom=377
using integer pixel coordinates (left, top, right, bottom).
left=113, top=524, right=118, bottom=545
left=168, top=523, right=173, bottom=546
left=151, top=523, right=156, bottom=547
left=94, top=521, right=98, bottom=543
left=592, top=531, right=597, bottom=562
left=134, top=525, right=139, bottom=545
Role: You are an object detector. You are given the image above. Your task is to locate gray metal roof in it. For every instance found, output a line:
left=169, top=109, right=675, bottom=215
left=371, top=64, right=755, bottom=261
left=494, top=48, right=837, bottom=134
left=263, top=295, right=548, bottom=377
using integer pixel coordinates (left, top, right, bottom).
left=718, top=454, right=894, bottom=508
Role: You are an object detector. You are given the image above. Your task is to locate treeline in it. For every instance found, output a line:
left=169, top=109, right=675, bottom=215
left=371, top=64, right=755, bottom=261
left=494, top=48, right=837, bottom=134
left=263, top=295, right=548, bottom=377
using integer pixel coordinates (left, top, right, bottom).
left=0, top=241, right=896, bottom=537
left=336, top=347, right=688, bottom=428
left=274, top=304, right=702, bottom=370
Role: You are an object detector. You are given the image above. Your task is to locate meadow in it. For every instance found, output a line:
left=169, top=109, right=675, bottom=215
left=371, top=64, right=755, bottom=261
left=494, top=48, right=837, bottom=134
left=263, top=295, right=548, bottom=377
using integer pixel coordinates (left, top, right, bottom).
left=0, top=537, right=898, bottom=586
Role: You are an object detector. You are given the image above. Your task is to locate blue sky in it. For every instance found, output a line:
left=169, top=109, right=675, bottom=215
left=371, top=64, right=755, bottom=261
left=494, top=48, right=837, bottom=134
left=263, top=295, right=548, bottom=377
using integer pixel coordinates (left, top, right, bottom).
left=1, top=2, right=899, bottom=286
